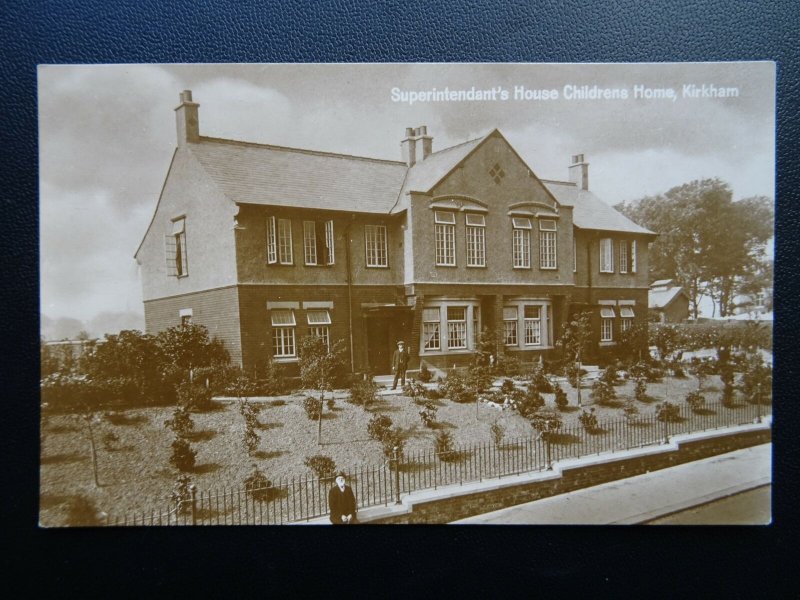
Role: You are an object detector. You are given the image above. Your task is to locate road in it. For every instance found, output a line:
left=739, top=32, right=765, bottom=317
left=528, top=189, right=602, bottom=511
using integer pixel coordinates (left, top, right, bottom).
left=644, top=485, right=771, bottom=525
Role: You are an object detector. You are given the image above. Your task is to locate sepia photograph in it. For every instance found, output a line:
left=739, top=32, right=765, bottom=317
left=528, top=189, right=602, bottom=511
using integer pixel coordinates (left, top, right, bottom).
left=39, top=62, right=774, bottom=527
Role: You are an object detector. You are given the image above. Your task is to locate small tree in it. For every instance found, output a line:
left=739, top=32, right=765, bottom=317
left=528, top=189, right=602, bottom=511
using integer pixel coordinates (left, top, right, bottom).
left=435, top=430, right=456, bottom=462
left=75, top=405, right=102, bottom=487
left=418, top=362, right=433, bottom=383
left=741, top=350, right=772, bottom=405
left=169, top=437, right=197, bottom=472
left=403, top=379, right=428, bottom=405
left=528, top=362, right=554, bottom=393
left=164, top=404, right=194, bottom=438
left=304, top=455, right=337, bottom=482
left=381, top=427, right=405, bottom=462
left=350, top=375, right=379, bottom=407
left=529, top=408, right=563, bottom=441
left=655, top=401, right=681, bottom=423
left=170, top=474, right=194, bottom=515
left=367, top=414, right=393, bottom=442
left=418, top=404, right=437, bottom=428
left=243, top=464, right=273, bottom=501
left=590, top=379, right=617, bottom=406
left=298, top=337, right=346, bottom=444
left=553, top=385, right=569, bottom=411
left=238, top=398, right=261, bottom=456
left=556, top=312, right=593, bottom=407
left=490, top=422, right=505, bottom=447
left=578, top=408, right=600, bottom=433
left=685, top=390, right=705, bottom=412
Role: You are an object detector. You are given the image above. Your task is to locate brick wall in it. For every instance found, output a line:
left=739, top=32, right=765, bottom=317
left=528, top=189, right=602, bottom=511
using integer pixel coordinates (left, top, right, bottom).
left=366, top=428, right=770, bottom=524
left=143, top=286, right=242, bottom=365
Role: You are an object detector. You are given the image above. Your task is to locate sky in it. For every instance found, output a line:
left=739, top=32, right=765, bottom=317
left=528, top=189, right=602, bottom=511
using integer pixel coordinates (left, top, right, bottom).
left=38, top=62, right=775, bottom=336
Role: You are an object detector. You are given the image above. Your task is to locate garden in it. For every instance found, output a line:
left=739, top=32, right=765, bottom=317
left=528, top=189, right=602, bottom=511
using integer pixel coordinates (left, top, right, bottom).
left=39, top=319, right=772, bottom=526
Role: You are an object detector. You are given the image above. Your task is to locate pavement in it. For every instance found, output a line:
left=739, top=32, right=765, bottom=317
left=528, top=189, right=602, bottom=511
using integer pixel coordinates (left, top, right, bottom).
left=451, top=442, right=771, bottom=525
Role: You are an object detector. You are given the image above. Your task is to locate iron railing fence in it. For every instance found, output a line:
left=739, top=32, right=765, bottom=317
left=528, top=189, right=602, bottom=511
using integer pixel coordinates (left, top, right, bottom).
left=103, top=399, right=770, bottom=526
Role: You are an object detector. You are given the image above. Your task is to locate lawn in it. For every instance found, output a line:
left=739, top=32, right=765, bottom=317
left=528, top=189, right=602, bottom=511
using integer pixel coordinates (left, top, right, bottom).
left=39, top=372, right=761, bottom=527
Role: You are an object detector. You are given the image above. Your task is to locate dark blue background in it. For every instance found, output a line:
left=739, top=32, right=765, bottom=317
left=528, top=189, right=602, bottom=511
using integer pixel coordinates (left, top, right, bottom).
left=2, top=1, right=796, bottom=596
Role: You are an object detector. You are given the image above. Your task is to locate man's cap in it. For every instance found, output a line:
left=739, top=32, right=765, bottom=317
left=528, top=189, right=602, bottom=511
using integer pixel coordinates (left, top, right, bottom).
left=397, top=340, right=405, bottom=346
left=335, top=471, right=346, bottom=478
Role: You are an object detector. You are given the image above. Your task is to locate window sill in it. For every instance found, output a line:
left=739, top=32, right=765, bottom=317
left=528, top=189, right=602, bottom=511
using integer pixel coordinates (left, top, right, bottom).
left=366, top=265, right=389, bottom=269
left=419, top=349, right=475, bottom=357
left=513, top=266, right=532, bottom=270
left=273, top=357, right=299, bottom=363
left=466, top=264, right=487, bottom=269
left=435, top=264, right=457, bottom=268
left=599, top=341, right=617, bottom=347
left=506, top=346, right=554, bottom=352
left=538, top=266, right=558, bottom=271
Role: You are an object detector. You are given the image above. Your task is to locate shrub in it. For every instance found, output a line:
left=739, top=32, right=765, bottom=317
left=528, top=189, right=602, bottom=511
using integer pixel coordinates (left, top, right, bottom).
left=302, top=395, right=322, bottom=420
left=419, top=406, right=437, bottom=428
left=243, top=465, right=273, bottom=501
left=439, top=368, right=467, bottom=400
left=528, top=364, right=554, bottom=393
left=600, top=365, right=622, bottom=386
left=402, top=379, right=428, bottom=404
left=740, top=352, right=772, bottom=405
left=176, top=380, right=214, bottom=412
left=590, top=380, right=617, bottom=406
left=367, top=414, right=393, bottom=442
left=622, top=400, right=640, bottom=421
left=418, top=362, right=433, bottom=383
left=164, top=404, right=195, bottom=437
left=424, top=386, right=445, bottom=400
left=40, top=373, right=101, bottom=413
left=490, top=422, right=505, bottom=447
left=169, top=437, right=197, bottom=472
left=349, top=376, right=379, bottom=407
left=685, top=390, right=705, bottom=412
left=466, top=366, right=494, bottom=392
left=65, top=495, right=103, bottom=527
left=529, top=408, right=562, bottom=441
left=304, top=454, right=337, bottom=481
left=239, top=397, right=261, bottom=455
left=497, top=354, right=523, bottom=377
left=634, top=379, right=649, bottom=402
left=578, top=408, right=600, bottom=433
left=655, top=401, right=681, bottom=423
left=257, top=359, right=287, bottom=396
left=435, top=430, right=456, bottom=461
left=554, top=385, right=569, bottom=411
left=514, top=388, right=545, bottom=419
left=381, top=427, right=405, bottom=461
left=565, top=364, right=588, bottom=389
left=500, top=378, right=515, bottom=394
left=720, top=365, right=736, bottom=406
left=101, top=431, right=120, bottom=451
left=170, top=474, right=194, bottom=515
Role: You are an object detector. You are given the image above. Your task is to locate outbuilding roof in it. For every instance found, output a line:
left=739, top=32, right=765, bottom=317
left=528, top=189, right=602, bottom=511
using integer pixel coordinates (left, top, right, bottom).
left=649, top=286, right=689, bottom=310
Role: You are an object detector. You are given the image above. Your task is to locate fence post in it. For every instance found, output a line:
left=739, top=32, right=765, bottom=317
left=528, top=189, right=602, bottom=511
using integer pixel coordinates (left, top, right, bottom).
left=756, top=383, right=762, bottom=423
left=545, top=435, right=552, bottom=470
left=189, top=484, right=197, bottom=526
left=393, top=446, right=401, bottom=505
left=662, top=417, right=669, bottom=445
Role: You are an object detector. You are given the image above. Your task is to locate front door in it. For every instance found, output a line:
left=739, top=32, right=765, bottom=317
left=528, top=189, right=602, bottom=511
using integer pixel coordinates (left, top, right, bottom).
left=366, top=317, right=392, bottom=374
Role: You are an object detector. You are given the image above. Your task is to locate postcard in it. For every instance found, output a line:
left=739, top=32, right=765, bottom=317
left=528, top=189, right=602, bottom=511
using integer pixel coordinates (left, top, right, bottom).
left=39, top=62, right=774, bottom=526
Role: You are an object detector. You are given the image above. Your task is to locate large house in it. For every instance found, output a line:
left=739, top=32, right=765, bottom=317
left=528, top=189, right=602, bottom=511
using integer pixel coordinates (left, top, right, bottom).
left=134, top=91, right=655, bottom=375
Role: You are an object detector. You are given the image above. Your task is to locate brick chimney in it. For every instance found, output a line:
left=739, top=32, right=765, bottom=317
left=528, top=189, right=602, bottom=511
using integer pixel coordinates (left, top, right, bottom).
left=401, top=126, right=433, bottom=166
left=175, top=90, right=200, bottom=146
left=569, top=153, right=589, bottom=190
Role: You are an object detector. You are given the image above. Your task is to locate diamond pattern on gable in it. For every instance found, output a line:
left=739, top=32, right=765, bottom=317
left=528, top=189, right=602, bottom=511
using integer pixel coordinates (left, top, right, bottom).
left=488, top=163, right=506, bottom=184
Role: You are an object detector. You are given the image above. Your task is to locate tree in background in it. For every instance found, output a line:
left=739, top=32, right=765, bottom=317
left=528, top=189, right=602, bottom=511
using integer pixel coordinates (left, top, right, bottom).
left=616, top=179, right=773, bottom=318
left=556, top=312, right=593, bottom=406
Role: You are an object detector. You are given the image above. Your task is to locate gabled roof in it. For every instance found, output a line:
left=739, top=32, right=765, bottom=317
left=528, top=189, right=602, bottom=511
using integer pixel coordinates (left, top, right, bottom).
left=649, top=285, right=689, bottom=310
left=543, top=180, right=655, bottom=236
left=190, top=137, right=408, bottom=214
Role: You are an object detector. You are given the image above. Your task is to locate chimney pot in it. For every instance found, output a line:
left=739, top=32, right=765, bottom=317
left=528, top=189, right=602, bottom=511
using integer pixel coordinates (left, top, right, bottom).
left=175, top=90, right=200, bottom=146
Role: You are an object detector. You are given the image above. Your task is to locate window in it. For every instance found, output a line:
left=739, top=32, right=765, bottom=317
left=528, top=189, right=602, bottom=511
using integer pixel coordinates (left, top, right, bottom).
left=435, top=211, right=456, bottom=266
left=512, top=218, right=531, bottom=268
left=325, top=220, right=335, bottom=265
left=465, top=213, right=486, bottom=267
left=620, top=306, right=634, bottom=332
left=278, top=218, right=293, bottom=264
left=631, top=240, right=637, bottom=273
left=303, top=221, right=318, bottom=265
left=271, top=310, right=296, bottom=357
left=539, top=219, right=557, bottom=269
left=266, top=216, right=277, bottom=264
left=180, top=315, right=192, bottom=328
left=573, top=236, right=577, bottom=273
left=600, top=238, right=614, bottom=273
left=503, top=307, right=518, bottom=346
left=422, top=307, right=441, bottom=350
left=446, top=306, right=467, bottom=349
left=365, top=225, right=388, bottom=267
left=307, top=310, right=332, bottom=349
left=600, top=307, right=615, bottom=342
left=472, top=306, right=481, bottom=347
left=166, top=217, right=188, bottom=278
left=619, top=240, right=628, bottom=273
left=523, top=306, right=542, bottom=346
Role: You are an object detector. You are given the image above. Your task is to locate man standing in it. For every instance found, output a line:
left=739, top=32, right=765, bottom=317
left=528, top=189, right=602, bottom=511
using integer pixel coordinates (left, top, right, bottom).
left=391, top=340, right=410, bottom=390
left=328, top=471, right=358, bottom=525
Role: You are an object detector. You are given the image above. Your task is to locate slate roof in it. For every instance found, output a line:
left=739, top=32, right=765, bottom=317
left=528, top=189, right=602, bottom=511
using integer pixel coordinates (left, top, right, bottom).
left=649, top=286, right=688, bottom=310
left=185, top=133, right=655, bottom=237
left=190, top=137, right=407, bottom=214
left=543, top=180, right=655, bottom=235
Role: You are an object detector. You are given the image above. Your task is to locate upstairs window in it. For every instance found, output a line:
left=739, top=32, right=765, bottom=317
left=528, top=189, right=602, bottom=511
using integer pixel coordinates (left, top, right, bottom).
left=302, top=220, right=335, bottom=266
left=278, top=218, right=293, bottom=264
left=365, top=225, right=388, bottom=267
left=307, top=310, right=332, bottom=349
left=422, top=307, right=441, bottom=350
left=266, top=216, right=278, bottom=264
left=435, top=211, right=456, bottom=266
left=599, top=238, right=614, bottom=273
left=271, top=310, right=296, bottom=357
left=465, top=213, right=486, bottom=267
left=619, top=240, right=628, bottom=273
left=303, top=221, right=318, bottom=265
left=631, top=240, right=637, bottom=273
left=538, top=219, right=557, bottom=270
left=512, top=218, right=531, bottom=269
left=166, top=217, right=188, bottom=278
left=325, top=220, right=335, bottom=265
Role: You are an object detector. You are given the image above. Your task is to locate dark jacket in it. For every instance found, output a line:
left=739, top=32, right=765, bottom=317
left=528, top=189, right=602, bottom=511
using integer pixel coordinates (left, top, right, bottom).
left=392, top=348, right=410, bottom=370
left=329, top=484, right=357, bottom=524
